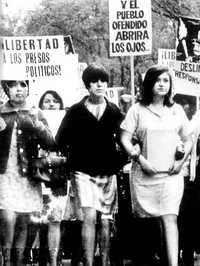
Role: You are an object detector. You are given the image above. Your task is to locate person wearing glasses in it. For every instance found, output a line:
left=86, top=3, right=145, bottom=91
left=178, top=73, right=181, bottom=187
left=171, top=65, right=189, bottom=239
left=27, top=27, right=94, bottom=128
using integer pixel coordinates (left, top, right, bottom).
left=0, top=80, right=55, bottom=266
left=56, top=64, right=124, bottom=266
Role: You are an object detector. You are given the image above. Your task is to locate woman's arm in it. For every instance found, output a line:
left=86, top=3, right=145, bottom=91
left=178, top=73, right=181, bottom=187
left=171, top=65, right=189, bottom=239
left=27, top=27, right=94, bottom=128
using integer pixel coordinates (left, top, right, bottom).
left=169, top=136, right=193, bottom=175
left=121, top=129, right=140, bottom=158
left=121, top=129, right=158, bottom=175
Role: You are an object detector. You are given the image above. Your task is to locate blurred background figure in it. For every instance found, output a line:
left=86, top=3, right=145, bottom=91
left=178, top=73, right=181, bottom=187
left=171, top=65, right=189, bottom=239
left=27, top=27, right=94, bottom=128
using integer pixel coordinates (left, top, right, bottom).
left=173, top=94, right=196, bottom=121
left=26, top=90, right=67, bottom=266
left=39, top=90, right=64, bottom=111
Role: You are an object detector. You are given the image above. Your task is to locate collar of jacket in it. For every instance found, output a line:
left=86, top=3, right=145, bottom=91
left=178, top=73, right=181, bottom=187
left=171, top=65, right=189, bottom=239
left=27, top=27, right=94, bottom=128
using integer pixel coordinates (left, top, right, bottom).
left=0, top=101, right=32, bottom=113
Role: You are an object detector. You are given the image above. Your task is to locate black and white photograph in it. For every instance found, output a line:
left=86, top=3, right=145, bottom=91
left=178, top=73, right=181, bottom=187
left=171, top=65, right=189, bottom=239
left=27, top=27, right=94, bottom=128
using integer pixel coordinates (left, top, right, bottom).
left=1, top=0, right=200, bottom=266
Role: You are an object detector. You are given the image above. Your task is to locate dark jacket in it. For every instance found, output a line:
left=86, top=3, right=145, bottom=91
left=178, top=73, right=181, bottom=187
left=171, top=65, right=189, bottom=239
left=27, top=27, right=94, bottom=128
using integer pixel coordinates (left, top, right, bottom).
left=56, top=97, right=124, bottom=176
left=0, top=101, right=55, bottom=176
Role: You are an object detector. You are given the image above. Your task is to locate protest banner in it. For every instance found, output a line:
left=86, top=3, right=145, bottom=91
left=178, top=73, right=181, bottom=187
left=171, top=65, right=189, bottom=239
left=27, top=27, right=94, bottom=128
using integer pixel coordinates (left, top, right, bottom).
left=158, top=48, right=200, bottom=95
left=174, top=16, right=200, bottom=97
left=0, top=35, right=83, bottom=108
left=158, top=48, right=199, bottom=118
left=105, top=87, right=120, bottom=106
left=109, top=0, right=152, bottom=57
left=109, top=0, right=152, bottom=103
left=0, top=35, right=65, bottom=80
left=158, top=48, right=176, bottom=69
left=28, top=53, right=80, bottom=108
left=176, top=16, right=200, bottom=63
left=175, top=16, right=200, bottom=116
left=173, top=60, right=200, bottom=104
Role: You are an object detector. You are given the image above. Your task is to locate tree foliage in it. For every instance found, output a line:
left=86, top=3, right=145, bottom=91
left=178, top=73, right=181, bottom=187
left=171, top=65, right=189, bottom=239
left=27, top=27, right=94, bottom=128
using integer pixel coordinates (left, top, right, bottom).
left=0, top=14, right=17, bottom=35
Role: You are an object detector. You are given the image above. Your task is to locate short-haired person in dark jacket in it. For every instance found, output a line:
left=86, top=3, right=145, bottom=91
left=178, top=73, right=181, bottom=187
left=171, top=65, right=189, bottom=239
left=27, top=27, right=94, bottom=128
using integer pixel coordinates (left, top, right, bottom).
left=0, top=80, right=55, bottom=266
left=56, top=64, right=124, bottom=266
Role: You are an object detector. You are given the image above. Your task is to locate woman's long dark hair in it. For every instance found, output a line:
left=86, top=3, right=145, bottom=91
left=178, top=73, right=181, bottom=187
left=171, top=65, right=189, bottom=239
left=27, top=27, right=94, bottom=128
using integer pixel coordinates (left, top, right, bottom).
left=39, top=90, right=64, bottom=110
left=140, top=65, right=174, bottom=107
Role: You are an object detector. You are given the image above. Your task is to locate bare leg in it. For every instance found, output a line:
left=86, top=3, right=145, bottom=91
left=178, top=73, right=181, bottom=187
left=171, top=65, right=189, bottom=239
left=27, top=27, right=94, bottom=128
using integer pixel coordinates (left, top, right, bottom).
left=0, top=209, right=17, bottom=266
left=48, top=222, right=61, bottom=266
left=82, top=207, right=97, bottom=266
left=14, top=213, right=29, bottom=266
left=161, top=214, right=179, bottom=266
left=99, top=218, right=110, bottom=266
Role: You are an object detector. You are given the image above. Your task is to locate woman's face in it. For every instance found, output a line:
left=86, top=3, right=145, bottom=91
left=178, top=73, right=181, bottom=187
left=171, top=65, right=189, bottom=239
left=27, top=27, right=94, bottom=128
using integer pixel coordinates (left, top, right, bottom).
left=41, top=93, right=61, bottom=110
left=88, top=78, right=107, bottom=99
left=7, top=81, right=28, bottom=105
left=152, top=72, right=171, bottom=98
